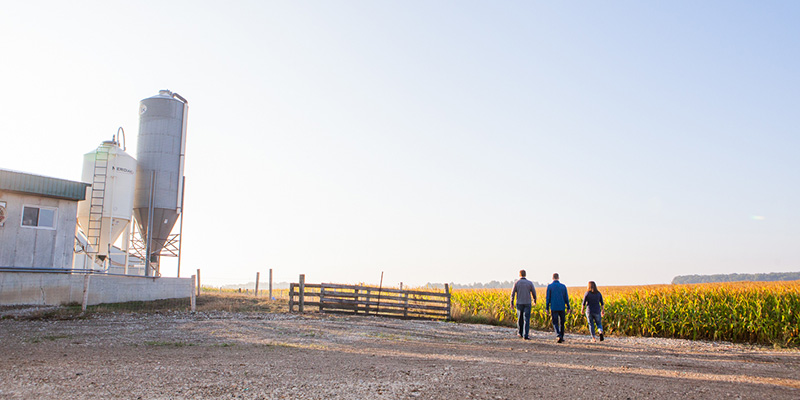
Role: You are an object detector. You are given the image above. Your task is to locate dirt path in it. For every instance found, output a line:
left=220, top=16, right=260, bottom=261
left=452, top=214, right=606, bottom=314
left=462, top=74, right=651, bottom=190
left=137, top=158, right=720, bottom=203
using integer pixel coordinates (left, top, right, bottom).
left=1, top=311, right=799, bottom=399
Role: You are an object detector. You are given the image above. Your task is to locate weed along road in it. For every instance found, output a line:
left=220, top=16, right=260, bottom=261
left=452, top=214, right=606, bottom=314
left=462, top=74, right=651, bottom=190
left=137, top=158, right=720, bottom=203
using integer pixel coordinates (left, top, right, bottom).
left=1, top=311, right=799, bottom=399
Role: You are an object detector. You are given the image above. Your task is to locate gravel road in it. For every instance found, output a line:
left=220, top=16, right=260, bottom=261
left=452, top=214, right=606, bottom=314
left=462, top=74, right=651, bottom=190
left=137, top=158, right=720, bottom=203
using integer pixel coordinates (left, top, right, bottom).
left=1, top=310, right=799, bottom=399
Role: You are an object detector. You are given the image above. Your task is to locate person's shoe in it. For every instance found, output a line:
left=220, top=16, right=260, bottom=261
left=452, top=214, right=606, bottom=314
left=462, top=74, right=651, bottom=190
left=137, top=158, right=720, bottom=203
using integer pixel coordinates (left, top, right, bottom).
left=557, top=338, right=564, bottom=343
left=599, top=331, right=604, bottom=341
left=524, top=336, right=530, bottom=340
left=518, top=333, right=523, bottom=338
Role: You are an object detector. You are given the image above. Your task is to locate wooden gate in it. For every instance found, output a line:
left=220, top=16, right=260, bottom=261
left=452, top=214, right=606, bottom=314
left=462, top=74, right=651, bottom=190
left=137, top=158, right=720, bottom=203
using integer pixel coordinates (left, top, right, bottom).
left=289, top=282, right=451, bottom=320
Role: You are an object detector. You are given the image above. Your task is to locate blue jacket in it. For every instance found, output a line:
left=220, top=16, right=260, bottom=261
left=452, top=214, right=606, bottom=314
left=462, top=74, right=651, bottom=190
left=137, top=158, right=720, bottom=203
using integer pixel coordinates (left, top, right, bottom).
left=546, top=280, right=570, bottom=311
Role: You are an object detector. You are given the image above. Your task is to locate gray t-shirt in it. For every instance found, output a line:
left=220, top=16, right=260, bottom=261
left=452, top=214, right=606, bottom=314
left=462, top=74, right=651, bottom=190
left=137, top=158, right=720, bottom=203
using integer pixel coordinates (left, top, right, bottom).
left=511, top=278, right=537, bottom=305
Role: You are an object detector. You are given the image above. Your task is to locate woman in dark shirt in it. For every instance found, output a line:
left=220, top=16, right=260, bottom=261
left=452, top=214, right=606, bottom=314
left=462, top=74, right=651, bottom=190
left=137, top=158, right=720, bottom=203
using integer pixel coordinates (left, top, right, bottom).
left=581, top=281, right=605, bottom=342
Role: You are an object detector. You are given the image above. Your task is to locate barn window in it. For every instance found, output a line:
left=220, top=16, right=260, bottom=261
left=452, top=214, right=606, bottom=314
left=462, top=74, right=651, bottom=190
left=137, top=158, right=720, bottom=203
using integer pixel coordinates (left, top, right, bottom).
left=21, top=205, right=57, bottom=229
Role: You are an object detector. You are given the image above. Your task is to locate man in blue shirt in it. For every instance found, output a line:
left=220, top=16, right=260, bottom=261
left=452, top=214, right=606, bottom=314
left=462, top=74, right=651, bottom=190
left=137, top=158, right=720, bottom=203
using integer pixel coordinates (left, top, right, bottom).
left=511, top=269, right=537, bottom=340
left=545, top=273, right=570, bottom=343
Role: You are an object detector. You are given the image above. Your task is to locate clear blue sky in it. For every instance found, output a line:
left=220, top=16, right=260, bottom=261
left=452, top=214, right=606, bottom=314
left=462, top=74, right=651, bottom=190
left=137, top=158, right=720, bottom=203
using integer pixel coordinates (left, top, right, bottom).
left=1, top=2, right=798, bottom=287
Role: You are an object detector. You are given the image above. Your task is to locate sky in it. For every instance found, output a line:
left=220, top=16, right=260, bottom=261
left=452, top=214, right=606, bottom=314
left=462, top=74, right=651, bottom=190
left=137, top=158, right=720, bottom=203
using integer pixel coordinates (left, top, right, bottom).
left=1, top=1, right=798, bottom=287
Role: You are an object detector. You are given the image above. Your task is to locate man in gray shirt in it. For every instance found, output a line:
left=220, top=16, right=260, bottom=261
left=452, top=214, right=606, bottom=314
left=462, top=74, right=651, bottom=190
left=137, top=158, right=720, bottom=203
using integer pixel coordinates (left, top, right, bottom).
left=511, top=269, right=537, bottom=340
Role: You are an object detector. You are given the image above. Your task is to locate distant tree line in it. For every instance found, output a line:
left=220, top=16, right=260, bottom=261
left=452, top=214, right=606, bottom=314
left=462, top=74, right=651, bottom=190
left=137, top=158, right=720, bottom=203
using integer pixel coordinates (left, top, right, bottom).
left=425, top=280, right=545, bottom=290
left=220, top=280, right=551, bottom=291
left=671, top=272, right=800, bottom=285
left=220, top=282, right=291, bottom=290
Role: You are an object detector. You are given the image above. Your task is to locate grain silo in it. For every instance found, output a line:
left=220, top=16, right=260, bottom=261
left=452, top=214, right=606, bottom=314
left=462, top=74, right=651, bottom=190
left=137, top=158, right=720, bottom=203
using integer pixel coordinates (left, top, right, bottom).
left=76, top=131, right=137, bottom=264
left=133, top=90, right=188, bottom=276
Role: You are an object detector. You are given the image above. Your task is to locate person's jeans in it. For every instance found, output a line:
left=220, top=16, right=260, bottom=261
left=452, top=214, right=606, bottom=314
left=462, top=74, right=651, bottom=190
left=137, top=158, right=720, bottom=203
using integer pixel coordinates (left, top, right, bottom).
left=551, top=310, right=566, bottom=339
left=516, top=304, right=532, bottom=338
left=586, top=312, right=603, bottom=338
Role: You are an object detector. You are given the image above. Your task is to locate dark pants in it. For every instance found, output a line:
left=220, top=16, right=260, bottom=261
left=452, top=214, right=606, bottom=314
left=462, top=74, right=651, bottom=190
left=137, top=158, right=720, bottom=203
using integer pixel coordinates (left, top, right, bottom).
left=551, top=310, right=566, bottom=339
left=516, top=304, right=532, bottom=338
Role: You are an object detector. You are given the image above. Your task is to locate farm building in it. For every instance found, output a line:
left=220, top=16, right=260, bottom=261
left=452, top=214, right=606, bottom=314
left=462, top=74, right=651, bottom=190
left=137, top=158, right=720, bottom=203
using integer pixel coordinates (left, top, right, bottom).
left=1, top=91, right=193, bottom=307
left=0, top=168, right=89, bottom=270
left=0, top=167, right=191, bottom=306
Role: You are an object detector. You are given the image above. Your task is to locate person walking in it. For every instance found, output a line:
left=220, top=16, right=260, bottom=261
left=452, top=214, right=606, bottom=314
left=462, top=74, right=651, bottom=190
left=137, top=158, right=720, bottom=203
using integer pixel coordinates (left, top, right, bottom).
left=511, top=269, right=537, bottom=340
left=545, top=273, right=570, bottom=343
left=581, top=281, right=605, bottom=342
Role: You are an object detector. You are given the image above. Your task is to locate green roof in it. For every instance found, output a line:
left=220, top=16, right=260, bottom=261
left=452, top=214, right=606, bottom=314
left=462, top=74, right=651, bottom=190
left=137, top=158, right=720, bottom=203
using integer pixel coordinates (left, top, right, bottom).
left=0, top=169, right=89, bottom=201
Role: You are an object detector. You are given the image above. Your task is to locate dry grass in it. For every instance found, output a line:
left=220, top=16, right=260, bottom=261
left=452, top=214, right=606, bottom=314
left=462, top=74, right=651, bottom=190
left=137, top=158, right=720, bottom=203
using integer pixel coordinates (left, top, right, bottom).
left=1, top=292, right=289, bottom=321
left=195, top=291, right=289, bottom=313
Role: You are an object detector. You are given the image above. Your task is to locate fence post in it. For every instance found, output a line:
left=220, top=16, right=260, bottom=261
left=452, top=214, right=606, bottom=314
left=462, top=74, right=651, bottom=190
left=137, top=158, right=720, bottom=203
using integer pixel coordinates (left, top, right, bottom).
left=354, top=288, right=359, bottom=314
left=403, top=291, right=409, bottom=318
left=289, top=283, right=295, bottom=312
left=81, top=274, right=91, bottom=313
left=255, top=272, right=260, bottom=297
left=319, top=284, right=324, bottom=312
left=190, top=274, right=197, bottom=312
left=196, top=269, right=201, bottom=297
left=445, top=283, right=451, bottom=320
left=269, top=268, right=273, bottom=301
left=299, top=274, right=305, bottom=313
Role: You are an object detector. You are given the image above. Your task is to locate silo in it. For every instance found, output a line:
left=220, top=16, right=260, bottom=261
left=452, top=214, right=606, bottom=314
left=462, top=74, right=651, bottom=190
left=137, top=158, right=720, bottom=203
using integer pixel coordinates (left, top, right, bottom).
left=77, top=136, right=137, bottom=261
left=133, top=90, right=188, bottom=275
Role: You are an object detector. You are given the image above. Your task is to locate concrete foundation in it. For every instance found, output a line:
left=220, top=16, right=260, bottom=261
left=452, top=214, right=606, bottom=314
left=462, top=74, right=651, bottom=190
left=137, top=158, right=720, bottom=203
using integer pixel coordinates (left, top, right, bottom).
left=0, top=272, right=192, bottom=306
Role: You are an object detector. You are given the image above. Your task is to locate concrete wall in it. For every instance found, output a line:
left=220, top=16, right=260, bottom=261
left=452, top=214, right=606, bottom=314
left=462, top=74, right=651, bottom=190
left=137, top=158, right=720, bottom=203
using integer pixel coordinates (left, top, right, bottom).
left=0, top=192, right=79, bottom=269
left=0, top=272, right=192, bottom=306
left=73, top=252, right=146, bottom=275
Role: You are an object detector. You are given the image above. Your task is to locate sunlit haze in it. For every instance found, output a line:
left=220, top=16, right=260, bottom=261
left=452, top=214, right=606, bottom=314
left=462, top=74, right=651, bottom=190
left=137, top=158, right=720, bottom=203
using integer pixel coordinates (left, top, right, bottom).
left=2, top=2, right=798, bottom=288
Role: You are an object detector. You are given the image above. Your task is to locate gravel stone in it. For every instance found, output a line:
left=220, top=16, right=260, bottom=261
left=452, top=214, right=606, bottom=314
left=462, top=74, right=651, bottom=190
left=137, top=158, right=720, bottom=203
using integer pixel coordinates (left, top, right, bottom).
left=1, top=311, right=798, bottom=399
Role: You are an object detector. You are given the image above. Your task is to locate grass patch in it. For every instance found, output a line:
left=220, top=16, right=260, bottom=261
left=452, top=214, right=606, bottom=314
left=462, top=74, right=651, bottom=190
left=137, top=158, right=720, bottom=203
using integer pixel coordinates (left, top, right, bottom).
left=10, top=304, right=85, bottom=321
left=144, top=341, right=195, bottom=347
left=3, top=292, right=289, bottom=321
left=196, top=292, right=289, bottom=313
left=88, top=298, right=192, bottom=313
left=27, top=334, right=73, bottom=343
left=367, top=332, right=405, bottom=341
left=261, top=341, right=314, bottom=350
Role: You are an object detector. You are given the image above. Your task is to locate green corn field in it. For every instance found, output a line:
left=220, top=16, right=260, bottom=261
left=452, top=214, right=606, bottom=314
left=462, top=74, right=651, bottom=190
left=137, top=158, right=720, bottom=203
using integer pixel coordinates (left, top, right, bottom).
left=451, top=281, right=800, bottom=347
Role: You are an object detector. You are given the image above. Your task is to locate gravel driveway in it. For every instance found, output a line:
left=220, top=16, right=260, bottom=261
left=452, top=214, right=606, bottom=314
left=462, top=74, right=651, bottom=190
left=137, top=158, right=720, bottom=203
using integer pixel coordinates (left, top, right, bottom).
left=1, top=310, right=799, bottom=399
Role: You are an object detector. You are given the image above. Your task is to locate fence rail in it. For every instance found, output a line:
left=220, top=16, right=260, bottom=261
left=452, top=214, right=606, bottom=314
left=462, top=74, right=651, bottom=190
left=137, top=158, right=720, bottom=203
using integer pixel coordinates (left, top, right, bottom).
left=289, top=282, right=451, bottom=320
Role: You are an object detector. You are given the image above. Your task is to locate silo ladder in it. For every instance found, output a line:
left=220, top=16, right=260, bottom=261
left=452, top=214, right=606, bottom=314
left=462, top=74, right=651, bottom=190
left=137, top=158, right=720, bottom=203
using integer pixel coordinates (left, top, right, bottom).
left=86, top=144, right=110, bottom=253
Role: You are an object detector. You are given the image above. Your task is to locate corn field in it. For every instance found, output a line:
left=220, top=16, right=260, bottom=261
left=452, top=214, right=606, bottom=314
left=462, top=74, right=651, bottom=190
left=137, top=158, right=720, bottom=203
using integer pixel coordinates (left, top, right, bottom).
left=451, top=280, right=800, bottom=347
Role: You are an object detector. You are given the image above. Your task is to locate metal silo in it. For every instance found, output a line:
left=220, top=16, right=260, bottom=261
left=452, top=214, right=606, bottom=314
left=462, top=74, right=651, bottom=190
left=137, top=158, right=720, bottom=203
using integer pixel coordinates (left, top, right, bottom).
left=133, top=90, right=188, bottom=276
left=76, top=132, right=137, bottom=263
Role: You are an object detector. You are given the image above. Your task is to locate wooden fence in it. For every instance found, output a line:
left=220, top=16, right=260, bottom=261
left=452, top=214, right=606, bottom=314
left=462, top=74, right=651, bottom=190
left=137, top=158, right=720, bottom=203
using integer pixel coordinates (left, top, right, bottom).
left=289, top=282, right=451, bottom=320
